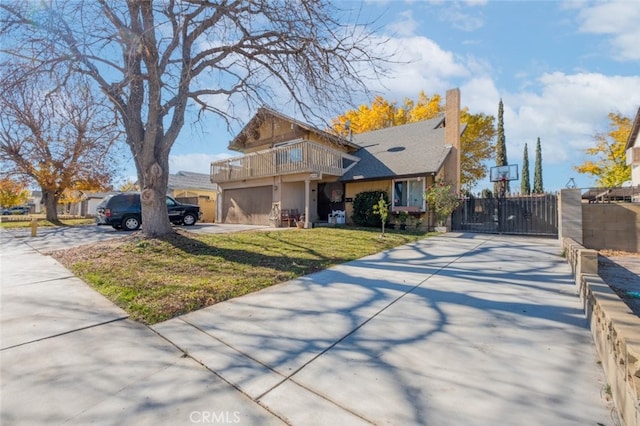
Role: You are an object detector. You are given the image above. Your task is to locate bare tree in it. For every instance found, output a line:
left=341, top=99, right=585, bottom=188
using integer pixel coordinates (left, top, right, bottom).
left=0, top=73, right=121, bottom=223
left=1, top=0, right=388, bottom=236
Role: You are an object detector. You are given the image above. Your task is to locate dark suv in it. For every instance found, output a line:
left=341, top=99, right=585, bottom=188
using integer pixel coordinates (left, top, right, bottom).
left=96, top=193, right=201, bottom=231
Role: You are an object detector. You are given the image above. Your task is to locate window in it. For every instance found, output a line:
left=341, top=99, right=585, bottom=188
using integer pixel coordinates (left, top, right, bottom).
left=393, top=178, right=425, bottom=211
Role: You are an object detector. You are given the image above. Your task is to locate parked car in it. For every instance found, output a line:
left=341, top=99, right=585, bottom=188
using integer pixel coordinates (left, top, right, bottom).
left=95, top=193, right=201, bottom=231
left=1, top=206, right=30, bottom=215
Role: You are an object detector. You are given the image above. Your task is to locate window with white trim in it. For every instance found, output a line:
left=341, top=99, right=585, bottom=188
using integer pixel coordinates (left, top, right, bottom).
left=393, top=178, right=425, bottom=211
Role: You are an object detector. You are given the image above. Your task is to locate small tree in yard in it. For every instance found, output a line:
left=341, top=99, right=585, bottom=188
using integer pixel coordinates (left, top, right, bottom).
left=372, top=195, right=389, bottom=236
left=1, top=1, right=388, bottom=237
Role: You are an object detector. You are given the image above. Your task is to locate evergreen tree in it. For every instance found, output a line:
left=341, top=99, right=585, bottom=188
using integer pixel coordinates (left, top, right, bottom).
left=494, top=99, right=509, bottom=194
left=521, top=143, right=531, bottom=195
left=533, top=137, right=544, bottom=193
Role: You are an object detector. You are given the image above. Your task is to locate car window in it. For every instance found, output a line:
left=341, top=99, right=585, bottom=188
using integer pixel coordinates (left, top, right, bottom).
left=109, top=194, right=140, bottom=209
left=165, top=196, right=177, bottom=207
left=98, top=195, right=114, bottom=208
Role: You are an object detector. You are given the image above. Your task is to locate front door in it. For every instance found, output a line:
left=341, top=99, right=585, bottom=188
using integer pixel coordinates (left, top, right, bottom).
left=317, top=182, right=345, bottom=221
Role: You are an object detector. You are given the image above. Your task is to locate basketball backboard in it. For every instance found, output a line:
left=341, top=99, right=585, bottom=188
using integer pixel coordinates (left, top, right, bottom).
left=490, top=164, right=519, bottom=182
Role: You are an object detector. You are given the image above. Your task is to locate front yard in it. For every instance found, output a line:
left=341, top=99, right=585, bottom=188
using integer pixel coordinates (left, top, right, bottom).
left=51, top=227, right=430, bottom=324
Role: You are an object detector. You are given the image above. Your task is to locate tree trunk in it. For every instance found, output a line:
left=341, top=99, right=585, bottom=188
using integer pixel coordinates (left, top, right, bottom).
left=42, top=189, right=61, bottom=224
left=139, top=160, right=173, bottom=237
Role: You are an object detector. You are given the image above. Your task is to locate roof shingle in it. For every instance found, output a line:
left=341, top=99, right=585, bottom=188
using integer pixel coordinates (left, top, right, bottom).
left=341, top=117, right=452, bottom=181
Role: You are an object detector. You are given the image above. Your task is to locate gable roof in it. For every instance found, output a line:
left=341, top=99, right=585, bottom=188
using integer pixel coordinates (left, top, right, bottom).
left=341, top=116, right=454, bottom=181
left=626, top=107, right=640, bottom=150
left=228, top=107, right=359, bottom=152
left=168, top=171, right=217, bottom=192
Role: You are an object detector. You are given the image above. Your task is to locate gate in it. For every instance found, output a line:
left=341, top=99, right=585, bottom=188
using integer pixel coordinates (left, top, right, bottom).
left=451, top=194, right=558, bottom=237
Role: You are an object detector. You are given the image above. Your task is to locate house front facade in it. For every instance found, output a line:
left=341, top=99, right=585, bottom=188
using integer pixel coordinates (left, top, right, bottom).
left=211, top=88, right=462, bottom=228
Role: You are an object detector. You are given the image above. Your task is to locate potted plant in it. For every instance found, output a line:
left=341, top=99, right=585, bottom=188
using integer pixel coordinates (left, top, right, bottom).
left=398, top=211, right=409, bottom=230
left=296, top=214, right=305, bottom=229
left=424, top=180, right=461, bottom=232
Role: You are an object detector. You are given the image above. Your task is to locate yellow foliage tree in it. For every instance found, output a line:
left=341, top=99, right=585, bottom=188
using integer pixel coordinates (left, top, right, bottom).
left=574, top=112, right=631, bottom=187
left=0, top=177, right=29, bottom=208
left=332, top=92, right=495, bottom=191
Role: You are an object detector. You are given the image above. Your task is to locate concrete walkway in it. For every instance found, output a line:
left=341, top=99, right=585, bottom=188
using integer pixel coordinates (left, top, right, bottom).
left=0, top=229, right=614, bottom=425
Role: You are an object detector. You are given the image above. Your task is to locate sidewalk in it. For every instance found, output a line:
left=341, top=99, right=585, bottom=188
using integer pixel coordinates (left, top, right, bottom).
left=1, top=231, right=614, bottom=425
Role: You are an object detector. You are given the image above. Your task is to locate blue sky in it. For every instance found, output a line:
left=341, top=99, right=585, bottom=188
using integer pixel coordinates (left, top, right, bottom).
left=157, top=0, right=640, bottom=193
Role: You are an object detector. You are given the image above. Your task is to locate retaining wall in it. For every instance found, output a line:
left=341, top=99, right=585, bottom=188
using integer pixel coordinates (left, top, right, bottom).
left=563, top=237, right=640, bottom=426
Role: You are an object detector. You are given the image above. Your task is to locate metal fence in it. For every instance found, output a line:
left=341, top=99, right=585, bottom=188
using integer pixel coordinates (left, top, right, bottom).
left=580, top=185, right=640, bottom=203
left=451, top=193, right=558, bottom=237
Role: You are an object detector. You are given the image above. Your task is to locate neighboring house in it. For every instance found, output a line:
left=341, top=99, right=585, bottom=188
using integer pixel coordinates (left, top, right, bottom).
left=626, top=107, right=640, bottom=201
left=168, top=171, right=218, bottom=222
left=81, top=192, right=118, bottom=216
left=211, top=88, right=463, bottom=228
left=30, top=190, right=42, bottom=214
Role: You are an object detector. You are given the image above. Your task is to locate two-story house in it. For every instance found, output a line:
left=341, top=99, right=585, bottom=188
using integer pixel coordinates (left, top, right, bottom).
left=211, top=88, right=463, bottom=228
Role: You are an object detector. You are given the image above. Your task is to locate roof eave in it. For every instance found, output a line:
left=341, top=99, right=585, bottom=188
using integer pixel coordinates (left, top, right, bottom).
left=626, top=107, right=640, bottom=150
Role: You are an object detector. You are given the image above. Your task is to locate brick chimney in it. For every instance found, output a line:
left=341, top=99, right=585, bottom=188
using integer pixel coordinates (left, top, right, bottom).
left=443, top=88, right=461, bottom=192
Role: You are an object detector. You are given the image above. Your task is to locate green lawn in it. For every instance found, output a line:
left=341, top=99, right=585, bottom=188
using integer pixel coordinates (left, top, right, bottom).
left=51, top=227, right=431, bottom=324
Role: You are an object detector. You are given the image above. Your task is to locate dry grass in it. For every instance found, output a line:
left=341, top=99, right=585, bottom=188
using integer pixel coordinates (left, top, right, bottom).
left=51, top=227, right=429, bottom=324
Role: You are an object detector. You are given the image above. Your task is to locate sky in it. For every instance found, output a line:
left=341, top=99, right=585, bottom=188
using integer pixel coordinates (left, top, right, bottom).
left=152, top=0, right=640, bottom=193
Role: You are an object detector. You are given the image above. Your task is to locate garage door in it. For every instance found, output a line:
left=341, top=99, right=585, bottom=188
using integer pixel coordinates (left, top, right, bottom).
left=222, top=186, right=273, bottom=225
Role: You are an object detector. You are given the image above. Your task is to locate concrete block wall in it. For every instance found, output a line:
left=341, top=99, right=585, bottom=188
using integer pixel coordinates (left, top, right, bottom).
left=562, top=238, right=640, bottom=426
left=583, top=203, right=640, bottom=253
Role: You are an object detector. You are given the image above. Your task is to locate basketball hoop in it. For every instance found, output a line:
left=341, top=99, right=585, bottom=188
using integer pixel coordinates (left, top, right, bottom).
left=490, top=165, right=519, bottom=183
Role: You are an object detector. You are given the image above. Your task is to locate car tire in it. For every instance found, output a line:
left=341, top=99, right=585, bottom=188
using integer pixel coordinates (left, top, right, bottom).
left=182, top=213, right=197, bottom=226
left=122, top=215, right=141, bottom=231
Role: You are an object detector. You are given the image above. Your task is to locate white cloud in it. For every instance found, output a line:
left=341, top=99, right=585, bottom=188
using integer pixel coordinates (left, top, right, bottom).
left=169, top=152, right=233, bottom=175
left=370, top=35, right=469, bottom=96
left=460, top=76, right=500, bottom=113
left=438, top=2, right=485, bottom=32
left=386, top=10, right=418, bottom=37
left=577, top=1, right=640, bottom=61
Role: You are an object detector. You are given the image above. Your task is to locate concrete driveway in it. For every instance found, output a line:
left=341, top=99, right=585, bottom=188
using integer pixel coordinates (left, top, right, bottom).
left=0, top=229, right=615, bottom=425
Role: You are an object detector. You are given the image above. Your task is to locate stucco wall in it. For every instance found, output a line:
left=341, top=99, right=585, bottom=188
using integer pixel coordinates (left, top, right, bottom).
left=583, top=203, right=640, bottom=253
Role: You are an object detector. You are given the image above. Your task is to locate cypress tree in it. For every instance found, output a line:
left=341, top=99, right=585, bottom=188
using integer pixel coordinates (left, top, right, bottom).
left=521, top=143, right=530, bottom=195
left=494, top=99, right=509, bottom=194
left=533, top=137, right=544, bottom=193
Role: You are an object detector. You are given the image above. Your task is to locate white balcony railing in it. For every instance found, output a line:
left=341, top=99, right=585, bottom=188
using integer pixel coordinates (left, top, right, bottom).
left=211, top=140, right=357, bottom=183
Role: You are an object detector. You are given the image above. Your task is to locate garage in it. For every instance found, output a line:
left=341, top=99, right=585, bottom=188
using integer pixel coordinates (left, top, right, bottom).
left=221, top=186, right=273, bottom=225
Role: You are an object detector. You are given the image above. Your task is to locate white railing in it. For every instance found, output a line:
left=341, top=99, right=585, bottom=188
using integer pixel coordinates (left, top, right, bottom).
left=211, top=140, right=350, bottom=183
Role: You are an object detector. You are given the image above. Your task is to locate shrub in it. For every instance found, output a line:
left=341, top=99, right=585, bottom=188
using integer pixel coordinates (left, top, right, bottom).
left=425, top=180, right=461, bottom=226
left=353, top=190, right=389, bottom=227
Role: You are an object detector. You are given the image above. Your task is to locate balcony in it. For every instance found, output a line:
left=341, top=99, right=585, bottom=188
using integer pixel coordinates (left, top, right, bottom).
left=211, top=140, right=358, bottom=183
